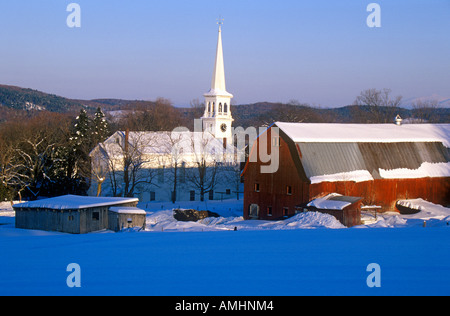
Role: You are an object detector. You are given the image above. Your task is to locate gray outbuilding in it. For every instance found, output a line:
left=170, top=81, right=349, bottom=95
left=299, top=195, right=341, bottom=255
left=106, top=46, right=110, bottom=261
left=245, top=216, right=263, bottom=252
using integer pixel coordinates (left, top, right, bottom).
left=13, top=195, right=144, bottom=234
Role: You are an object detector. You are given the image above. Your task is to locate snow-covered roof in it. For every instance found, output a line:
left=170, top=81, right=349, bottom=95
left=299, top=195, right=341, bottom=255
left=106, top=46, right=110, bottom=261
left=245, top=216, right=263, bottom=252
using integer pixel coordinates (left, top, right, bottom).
left=272, top=122, right=450, bottom=183
left=109, top=207, right=146, bottom=215
left=307, top=193, right=362, bottom=210
left=96, top=130, right=236, bottom=156
left=13, top=195, right=139, bottom=210
left=276, top=122, right=450, bottom=148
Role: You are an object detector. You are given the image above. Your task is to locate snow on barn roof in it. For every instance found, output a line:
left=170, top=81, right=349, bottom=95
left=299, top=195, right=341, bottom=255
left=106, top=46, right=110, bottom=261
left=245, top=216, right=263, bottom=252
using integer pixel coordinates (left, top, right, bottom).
left=275, top=122, right=450, bottom=147
left=307, top=193, right=362, bottom=210
left=273, top=122, right=450, bottom=183
left=13, top=195, right=139, bottom=210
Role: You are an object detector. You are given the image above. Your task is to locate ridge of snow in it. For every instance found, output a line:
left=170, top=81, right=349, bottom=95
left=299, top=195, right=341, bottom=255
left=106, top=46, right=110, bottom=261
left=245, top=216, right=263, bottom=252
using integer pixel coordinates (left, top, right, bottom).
left=310, top=170, right=374, bottom=184
left=379, top=162, right=450, bottom=179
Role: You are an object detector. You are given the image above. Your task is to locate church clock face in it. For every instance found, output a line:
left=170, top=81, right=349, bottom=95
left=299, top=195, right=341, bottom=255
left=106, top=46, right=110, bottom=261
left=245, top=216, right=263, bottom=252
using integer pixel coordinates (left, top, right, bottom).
left=220, top=123, right=227, bottom=132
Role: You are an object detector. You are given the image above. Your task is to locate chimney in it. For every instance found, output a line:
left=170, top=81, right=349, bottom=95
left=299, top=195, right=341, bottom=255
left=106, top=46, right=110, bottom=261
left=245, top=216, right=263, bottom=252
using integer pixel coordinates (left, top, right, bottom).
left=125, top=128, right=130, bottom=152
left=395, top=114, right=403, bottom=126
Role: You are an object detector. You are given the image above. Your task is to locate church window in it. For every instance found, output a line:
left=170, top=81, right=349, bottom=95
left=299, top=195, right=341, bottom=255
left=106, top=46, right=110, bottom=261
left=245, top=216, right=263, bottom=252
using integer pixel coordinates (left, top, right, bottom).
left=219, top=103, right=222, bottom=112
left=224, top=103, right=228, bottom=113
left=158, top=166, right=165, bottom=183
left=180, top=162, right=186, bottom=183
left=208, top=102, right=211, bottom=113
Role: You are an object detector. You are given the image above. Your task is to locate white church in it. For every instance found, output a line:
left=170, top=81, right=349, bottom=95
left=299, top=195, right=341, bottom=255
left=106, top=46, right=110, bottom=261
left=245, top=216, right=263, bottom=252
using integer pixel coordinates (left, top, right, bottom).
left=88, top=24, right=242, bottom=203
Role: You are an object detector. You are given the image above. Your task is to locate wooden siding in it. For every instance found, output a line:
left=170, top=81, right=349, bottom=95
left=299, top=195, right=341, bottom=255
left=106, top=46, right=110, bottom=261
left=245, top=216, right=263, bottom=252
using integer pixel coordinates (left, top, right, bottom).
left=305, top=202, right=362, bottom=227
left=15, top=201, right=138, bottom=234
left=108, top=212, right=146, bottom=232
left=15, top=208, right=82, bottom=234
left=244, top=127, right=306, bottom=219
left=309, top=177, right=450, bottom=211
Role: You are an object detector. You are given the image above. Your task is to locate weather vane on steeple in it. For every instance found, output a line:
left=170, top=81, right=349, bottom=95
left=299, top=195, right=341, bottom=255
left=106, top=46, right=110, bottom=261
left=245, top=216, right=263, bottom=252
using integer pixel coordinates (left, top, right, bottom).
left=217, top=16, right=224, bottom=30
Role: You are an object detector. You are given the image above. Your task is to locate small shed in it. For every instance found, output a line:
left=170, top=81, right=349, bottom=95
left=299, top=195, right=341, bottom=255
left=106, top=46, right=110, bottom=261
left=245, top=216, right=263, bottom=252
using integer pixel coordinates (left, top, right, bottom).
left=304, top=193, right=363, bottom=227
left=13, top=195, right=139, bottom=234
left=108, top=207, right=147, bottom=232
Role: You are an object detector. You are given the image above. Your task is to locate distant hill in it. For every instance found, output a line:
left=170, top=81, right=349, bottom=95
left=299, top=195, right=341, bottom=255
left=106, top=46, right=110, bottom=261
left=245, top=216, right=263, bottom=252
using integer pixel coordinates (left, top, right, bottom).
left=0, top=84, right=84, bottom=112
left=1, top=84, right=449, bottom=125
left=0, top=85, right=138, bottom=122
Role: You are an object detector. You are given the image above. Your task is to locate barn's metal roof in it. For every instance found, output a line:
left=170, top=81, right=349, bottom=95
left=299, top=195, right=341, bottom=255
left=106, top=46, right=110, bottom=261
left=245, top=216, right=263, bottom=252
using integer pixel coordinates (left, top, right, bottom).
left=297, top=141, right=449, bottom=181
left=275, top=122, right=450, bottom=182
left=297, top=142, right=366, bottom=179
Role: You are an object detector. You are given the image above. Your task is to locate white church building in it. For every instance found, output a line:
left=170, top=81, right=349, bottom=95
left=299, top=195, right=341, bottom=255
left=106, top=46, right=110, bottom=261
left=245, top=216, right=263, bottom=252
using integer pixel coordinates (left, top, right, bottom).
left=89, top=24, right=242, bottom=203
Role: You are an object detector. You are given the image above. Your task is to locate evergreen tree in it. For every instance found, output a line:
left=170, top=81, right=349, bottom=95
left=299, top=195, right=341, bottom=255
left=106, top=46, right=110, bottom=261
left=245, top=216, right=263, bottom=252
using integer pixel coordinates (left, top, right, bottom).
left=92, top=107, right=109, bottom=145
left=66, top=109, right=92, bottom=192
left=72, top=109, right=91, bottom=149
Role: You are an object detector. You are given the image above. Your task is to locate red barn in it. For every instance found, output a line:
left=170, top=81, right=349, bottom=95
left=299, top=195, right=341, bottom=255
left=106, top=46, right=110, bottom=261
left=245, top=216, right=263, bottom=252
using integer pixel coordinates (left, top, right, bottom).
left=242, top=122, right=450, bottom=221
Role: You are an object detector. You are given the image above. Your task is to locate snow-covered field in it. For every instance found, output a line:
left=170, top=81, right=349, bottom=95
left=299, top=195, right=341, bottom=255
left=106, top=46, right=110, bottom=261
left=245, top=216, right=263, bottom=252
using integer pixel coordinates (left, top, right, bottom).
left=0, top=198, right=449, bottom=296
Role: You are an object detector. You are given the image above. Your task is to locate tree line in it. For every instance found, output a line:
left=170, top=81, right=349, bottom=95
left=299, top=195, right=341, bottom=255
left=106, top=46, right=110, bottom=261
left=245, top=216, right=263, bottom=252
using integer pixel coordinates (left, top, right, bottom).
left=0, top=108, right=108, bottom=201
left=1, top=88, right=448, bottom=202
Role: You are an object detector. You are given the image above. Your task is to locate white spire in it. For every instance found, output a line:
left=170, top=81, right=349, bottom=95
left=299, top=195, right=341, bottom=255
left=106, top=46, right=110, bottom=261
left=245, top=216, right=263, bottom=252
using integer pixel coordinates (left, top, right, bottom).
left=205, top=23, right=233, bottom=98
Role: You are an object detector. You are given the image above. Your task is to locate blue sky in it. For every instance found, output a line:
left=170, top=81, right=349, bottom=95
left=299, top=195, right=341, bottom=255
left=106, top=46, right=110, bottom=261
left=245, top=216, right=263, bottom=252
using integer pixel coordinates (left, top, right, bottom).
left=0, top=0, right=449, bottom=107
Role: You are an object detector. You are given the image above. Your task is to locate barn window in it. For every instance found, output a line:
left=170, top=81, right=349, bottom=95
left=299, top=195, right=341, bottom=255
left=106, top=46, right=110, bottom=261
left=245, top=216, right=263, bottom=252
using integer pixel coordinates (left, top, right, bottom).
left=267, top=206, right=273, bottom=216
left=226, top=189, right=231, bottom=195
left=209, top=190, right=214, bottom=200
left=286, top=186, right=292, bottom=195
left=283, top=207, right=289, bottom=217
left=254, top=183, right=260, bottom=192
left=190, top=190, right=196, bottom=201
left=150, top=191, right=156, bottom=201
left=92, top=212, right=100, bottom=221
left=68, top=215, right=74, bottom=221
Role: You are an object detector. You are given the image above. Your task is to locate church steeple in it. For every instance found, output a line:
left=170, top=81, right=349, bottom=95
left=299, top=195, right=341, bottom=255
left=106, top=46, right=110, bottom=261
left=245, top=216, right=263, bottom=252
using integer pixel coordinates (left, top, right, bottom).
left=202, top=21, right=234, bottom=144
left=208, top=24, right=232, bottom=97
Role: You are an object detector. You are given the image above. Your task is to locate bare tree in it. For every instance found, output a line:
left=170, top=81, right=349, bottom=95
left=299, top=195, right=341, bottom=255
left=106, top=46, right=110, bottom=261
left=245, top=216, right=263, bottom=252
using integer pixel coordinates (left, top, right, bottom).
left=119, top=98, right=183, bottom=132
left=412, top=99, right=440, bottom=123
left=0, top=134, right=21, bottom=201
left=90, top=146, right=108, bottom=197
left=96, top=131, right=160, bottom=198
left=223, top=161, right=243, bottom=200
left=15, top=134, right=57, bottom=199
left=353, top=88, right=403, bottom=123
left=164, top=130, right=189, bottom=203
left=257, top=102, right=323, bottom=126
left=186, top=133, right=221, bottom=202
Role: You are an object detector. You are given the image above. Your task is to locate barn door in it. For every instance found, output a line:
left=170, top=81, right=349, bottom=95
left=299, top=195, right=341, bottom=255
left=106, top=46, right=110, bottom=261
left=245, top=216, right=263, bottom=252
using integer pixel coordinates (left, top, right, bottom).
left=249, top=204, right=260, bottom=219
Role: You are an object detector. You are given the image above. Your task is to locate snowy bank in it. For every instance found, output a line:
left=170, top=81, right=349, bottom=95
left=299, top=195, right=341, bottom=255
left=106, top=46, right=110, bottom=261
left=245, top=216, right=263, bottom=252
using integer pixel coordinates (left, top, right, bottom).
left=145, top=210, right=345, bottom=232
